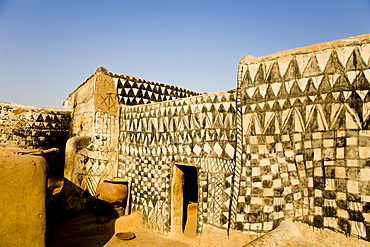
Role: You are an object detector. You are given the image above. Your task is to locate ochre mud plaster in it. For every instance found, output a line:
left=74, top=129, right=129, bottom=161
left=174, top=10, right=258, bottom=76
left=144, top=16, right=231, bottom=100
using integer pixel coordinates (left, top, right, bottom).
left=234, top=33, right=370, bottom=238
left=94, top=68, right=119, bottom=116
left=0, top=155, right=47, bottom=246
left=1, top=33, right=370, bottom=243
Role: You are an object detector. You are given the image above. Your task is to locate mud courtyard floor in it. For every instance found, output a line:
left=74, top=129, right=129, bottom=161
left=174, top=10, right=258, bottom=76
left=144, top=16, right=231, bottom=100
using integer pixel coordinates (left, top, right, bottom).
left=46, top=208, right=251, bottom=247
left=47, top=209, right=370, bottom=247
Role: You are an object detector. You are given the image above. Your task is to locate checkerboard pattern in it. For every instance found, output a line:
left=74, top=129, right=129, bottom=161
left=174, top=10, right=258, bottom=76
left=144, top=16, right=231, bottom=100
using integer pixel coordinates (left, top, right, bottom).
left=117, top=90, right=237, bottom=234
left=236, top=39, right=370, bottom=240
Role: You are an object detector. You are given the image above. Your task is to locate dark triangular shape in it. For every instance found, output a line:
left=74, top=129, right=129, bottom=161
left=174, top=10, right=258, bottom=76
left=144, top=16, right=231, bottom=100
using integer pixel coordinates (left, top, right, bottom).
left=131, top=97, right=138, bottom=105
left=314, top=95, right=323, bottom=104
left=210, top=104, right=218, bottom=114
left=277, top=83, right=289, bottom=98
left=251, top=88, right=263, bottom=102
left=131, top=81, right=138, bottom=89
left=243, top=68, right=254, bottom=87
left=303, top=55, right=322, bottom=77
left=201, top=105, right=208, bottom=113
left=303, top=96, right=313, bottom=105
left=150, top=93, right=157, bottom=102
left=117, top=79, right=124, bottom=88
left=267, top=62, right=282, bottom=83
left=254, top=103, right=262, bottom=112
left=323, top=103, right=332, bottom=126
left=282, top=98, right=292, bottom=110
left=333, top=74, right=351, bottom=91
left=139, top=82, right=147, bottom=90
left=205, top=95, right=213, bottom=103
left=324, top=51, right=345, bottom=74
left=290, top=80, right=302, bottom=97
left=123, top=80, right=131, bottom=88
left=353, top=71, right=370, bottom=90
left=306, top=108, right=320, bottom=132
left=281, top=110, right=294, bottom=134
left=318, top=75, right=332, bottom=94
left=36, top=115, right=44, bottom=122
left=304, top=78, right=318, bottom=95
left=127, top=88, right=135, bottom=97
left=332, top=105, right=346, bottom=130
left=292, top=98, right=303, bottom=107
left=284, top=58, right=301, bottom=81
left=220, top=95, right=228, bottom=102
left=345, top=48, right=367, bottom=71
left=218, top=104, right=226, bottom=113
left=178, top=107, right=186, bottom=116
left=146, top=83, right=154, bottom=91
left=265, top=84, right=277, bottom=100
left=212, top=95, right=219, bottom=103
left=254, top=64, right=265, bottom=85
left=241, top=93, right=250, bottom=106
left=272, top=101, right=281, bottom=111
left=264, top=116, right=276, bottom=135
left=262, top=102, right=271, bottom=112
left=348, top=91, right=363, bottom=123
left=256, top=112, right=265, bottom=130
left=244, top=104, right=253, bottom=114
left=152, top=85, right=159, bottom=94
left=144, top=91, right=150, bottom=99
left=323, top=93, right=335, bottom=103
left=136, top=89, right=144, bottom=98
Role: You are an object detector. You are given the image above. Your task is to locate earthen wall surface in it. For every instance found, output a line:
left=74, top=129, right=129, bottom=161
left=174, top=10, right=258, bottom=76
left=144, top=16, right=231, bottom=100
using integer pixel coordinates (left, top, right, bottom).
left=62, top=71, right=119, bottom=196
left=117, top=90, right=237, bottom=234
left=4, top=33, right=370, bottom=241
left=0, top=155, right=47, bottom=246
left=0, top=102, right=70, bottom=176
left=234, top=34, right=370, bottom=239
left=62, top=68, right=203, bottom=198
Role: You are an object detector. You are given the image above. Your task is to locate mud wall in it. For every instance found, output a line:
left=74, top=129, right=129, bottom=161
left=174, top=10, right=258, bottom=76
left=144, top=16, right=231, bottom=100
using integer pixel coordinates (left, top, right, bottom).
left=0, top=102, right=70, bottom=176
left=234, top=34, right=370, bottom=240
left=111, top=71, right=201, bottom=105
left=62, top=67, right=202, bottom=198
left=63, top=68, right=119, bottom=196
left=118, top=90, right=237, bottom=234
left=0, top=155, right=47, bottom=246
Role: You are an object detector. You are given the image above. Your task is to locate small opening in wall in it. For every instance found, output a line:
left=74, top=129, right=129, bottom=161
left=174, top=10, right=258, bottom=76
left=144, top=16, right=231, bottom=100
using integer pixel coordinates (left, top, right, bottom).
left=171, top=164, right=198, bottom=237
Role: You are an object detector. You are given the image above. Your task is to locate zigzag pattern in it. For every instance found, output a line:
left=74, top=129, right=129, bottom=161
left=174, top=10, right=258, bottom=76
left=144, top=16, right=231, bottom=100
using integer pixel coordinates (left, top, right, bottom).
left=240, top=47, right=370, bottom=133
left=235, top=40, right=370, bottom=237
left=113, top=76, right=201, bottom=105
left=118, top=91, right=237, bottom=234
left=120, top=93, right=237, bottom=160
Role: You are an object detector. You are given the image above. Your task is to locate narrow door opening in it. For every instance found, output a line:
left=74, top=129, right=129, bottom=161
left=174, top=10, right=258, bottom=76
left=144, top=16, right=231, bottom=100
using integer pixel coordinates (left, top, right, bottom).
left=171, top=164, right=198, bottom=237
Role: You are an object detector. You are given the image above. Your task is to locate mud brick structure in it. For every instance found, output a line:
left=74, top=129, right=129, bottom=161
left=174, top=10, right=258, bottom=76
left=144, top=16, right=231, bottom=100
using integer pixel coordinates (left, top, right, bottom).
left=234, top=33, right=370, bottom=238
left=0, top=103, right=70, bottom=176
left=1, top=33, right=370, bottom=242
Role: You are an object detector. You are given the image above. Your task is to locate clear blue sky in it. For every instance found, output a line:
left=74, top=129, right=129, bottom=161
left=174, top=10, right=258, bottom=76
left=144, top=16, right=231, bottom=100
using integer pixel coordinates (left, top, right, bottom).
left=1, top=0, right=369, bottom=108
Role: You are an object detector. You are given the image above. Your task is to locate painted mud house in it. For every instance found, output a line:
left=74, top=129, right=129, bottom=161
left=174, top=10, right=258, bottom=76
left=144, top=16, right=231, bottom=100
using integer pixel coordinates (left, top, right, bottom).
left=1, top=33, right=370, bottom=241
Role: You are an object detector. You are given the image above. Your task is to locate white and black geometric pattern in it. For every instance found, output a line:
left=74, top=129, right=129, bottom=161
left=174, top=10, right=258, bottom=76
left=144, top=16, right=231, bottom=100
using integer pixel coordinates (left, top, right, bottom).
left=117, top=90, right=237, bottom=234
left=236, top=38, right=370, bottom=239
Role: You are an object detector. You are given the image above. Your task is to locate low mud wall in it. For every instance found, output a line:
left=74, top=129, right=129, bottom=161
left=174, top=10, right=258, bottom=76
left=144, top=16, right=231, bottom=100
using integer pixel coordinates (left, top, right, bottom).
left=0, top=155, right=47, bottom=246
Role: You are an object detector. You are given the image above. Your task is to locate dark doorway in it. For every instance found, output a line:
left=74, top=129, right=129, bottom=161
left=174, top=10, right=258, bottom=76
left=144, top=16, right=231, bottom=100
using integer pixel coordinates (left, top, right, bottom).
left=171, top=164, right=198, bottom=237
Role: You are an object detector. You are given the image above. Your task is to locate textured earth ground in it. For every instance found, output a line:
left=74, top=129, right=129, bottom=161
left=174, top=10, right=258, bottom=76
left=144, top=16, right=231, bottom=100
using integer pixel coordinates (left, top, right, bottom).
left=46, top=208, right=370, bottom=247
